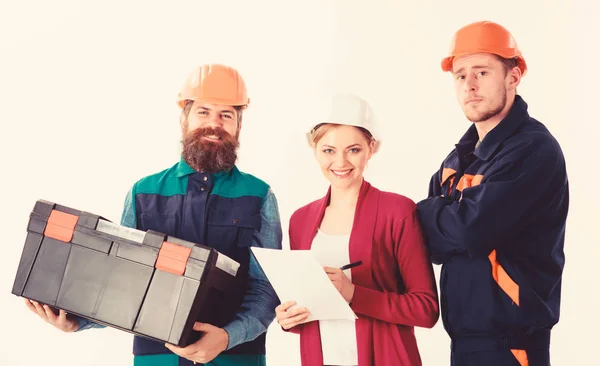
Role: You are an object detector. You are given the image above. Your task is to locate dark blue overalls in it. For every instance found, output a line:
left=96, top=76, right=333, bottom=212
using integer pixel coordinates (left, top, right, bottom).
left=417, top=95, right=569, bottom=366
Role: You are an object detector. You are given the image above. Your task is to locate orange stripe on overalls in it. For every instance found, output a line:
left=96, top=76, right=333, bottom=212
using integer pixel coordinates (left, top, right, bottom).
left=456, top=174, right=483, bottom=191
left=441, top=168, right=457, bottom=196
left=510, top=349, right=529, bottom=366
left=488, top=250, right=520, bottom=306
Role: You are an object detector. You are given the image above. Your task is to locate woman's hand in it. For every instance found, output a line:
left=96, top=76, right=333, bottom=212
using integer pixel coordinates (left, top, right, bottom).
left=324, top=267, right=355, bottom=303
left=275, top=301, right=310, bottom=330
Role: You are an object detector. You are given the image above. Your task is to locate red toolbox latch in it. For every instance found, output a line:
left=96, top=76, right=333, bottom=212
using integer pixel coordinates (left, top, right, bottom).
left=44, top=209, right=78, bottom=242
left=155, top=241, right=192, bottom=276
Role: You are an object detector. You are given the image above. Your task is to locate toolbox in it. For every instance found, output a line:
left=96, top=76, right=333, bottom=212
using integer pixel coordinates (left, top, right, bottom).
left=12, top=199, right=245, bottom=347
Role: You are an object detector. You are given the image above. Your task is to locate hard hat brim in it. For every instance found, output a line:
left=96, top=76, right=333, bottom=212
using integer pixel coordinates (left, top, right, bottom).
left=177, top=97, right=250, bottom=110
left=441, top=52, right=527, bottom=75
left=305, top=126, right=382, bottom=154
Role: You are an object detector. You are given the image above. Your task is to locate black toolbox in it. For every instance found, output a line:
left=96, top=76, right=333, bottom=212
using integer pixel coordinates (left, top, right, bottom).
left=12, top=199, right=244, bottom=347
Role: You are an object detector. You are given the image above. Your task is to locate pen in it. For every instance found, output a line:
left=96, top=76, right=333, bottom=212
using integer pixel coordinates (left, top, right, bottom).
left=339, top=260, right=362, bottom=271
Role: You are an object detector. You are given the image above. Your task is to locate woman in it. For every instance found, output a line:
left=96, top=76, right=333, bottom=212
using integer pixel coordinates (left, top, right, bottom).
left=275, top=94, right=439, bottom=366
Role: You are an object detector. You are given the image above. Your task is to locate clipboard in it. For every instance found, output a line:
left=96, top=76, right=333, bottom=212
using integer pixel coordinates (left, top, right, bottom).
left=251, top=247, right=357, bottom=323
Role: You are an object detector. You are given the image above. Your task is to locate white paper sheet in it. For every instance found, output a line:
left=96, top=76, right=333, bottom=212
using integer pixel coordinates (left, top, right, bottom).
left=250, top=247, right=357, bottom=323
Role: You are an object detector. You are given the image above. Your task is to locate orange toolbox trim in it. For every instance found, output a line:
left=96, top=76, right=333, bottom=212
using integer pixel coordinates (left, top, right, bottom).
left=155, top=241, right=192, bottom=276
left=44, top=209, right=79, bottom=242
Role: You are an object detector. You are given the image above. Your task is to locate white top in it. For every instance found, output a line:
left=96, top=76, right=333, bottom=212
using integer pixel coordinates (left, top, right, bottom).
left=311, top=229, right=358, bottom=366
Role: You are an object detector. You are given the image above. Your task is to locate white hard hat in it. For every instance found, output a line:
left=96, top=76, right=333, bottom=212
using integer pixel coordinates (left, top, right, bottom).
left=307, top=93, right=381, bottom=153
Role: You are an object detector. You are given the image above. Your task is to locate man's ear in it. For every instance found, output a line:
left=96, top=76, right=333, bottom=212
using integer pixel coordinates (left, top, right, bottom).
left=180, top=100, right=193, bottom=133
left=179, top=112, right=187, bottom=134
left=508, top=66, right=522, bottom=90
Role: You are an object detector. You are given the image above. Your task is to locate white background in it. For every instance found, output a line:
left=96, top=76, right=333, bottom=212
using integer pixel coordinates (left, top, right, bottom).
left=1, top=0, right=598, bottom=365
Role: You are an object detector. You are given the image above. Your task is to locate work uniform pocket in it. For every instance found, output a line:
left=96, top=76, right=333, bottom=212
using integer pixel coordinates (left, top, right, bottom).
left=206, top=206, right=261, bottom=260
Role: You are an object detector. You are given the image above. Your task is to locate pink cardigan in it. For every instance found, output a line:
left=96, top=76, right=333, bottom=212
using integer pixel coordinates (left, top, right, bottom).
left=286, top=180, right=439, bottom=366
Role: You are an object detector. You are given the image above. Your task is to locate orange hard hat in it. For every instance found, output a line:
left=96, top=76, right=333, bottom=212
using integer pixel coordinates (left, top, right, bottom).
left=441, top=21, right=527, bottom=75
left=177, top=64, right=250, bottom=109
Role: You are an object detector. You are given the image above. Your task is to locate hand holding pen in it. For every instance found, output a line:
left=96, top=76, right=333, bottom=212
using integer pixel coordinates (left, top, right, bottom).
left=324, top=260, right=362, bottom=303
left=339, top=260, right=362, bottom=271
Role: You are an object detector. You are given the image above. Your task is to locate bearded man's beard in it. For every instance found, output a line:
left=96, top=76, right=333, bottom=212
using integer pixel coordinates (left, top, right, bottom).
left=181, top=126, right=239, bottom=173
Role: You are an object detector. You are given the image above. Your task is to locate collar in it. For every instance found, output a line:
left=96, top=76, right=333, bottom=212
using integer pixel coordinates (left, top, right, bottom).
left=174, top=155, right=237, bottom=179
left=456, top=94, right=530, bottom=161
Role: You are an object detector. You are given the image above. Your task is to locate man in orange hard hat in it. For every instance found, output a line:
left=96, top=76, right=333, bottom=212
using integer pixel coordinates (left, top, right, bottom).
left=416, top=21, right=569, bottom=366
left=24, top=64, right=283, bottom=365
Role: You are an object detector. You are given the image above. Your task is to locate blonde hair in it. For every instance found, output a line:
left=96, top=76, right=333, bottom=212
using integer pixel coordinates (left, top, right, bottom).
left=307, top=123, right=375, bottom=148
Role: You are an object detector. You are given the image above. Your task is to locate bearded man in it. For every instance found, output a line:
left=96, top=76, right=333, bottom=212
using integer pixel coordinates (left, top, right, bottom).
left=25, top=64, right=283, bottom=366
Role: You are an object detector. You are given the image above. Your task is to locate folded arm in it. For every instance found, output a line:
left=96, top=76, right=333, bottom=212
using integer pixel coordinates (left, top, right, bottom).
left=417, top=141, right=563, bottom=264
